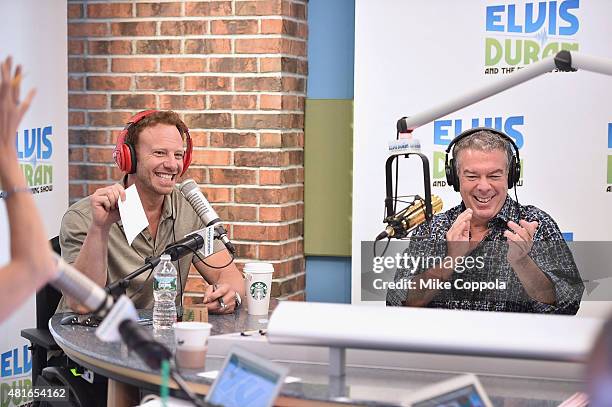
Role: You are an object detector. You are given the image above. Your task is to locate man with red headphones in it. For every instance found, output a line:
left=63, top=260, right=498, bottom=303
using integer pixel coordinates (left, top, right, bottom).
left=386, top=128, right=583, bottom=314
left=58, top=110, right=244, bottom=314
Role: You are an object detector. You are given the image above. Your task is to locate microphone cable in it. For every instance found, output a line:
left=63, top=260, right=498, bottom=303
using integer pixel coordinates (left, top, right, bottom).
left=373, top=235, right=392, bottom=258
left=374, top=194, right=422, bottom=258
left=167, top=242, right=235, bottom=270
left=172, top=193, right=184, bottom=319
left=514, top=183, right=520, bottom=206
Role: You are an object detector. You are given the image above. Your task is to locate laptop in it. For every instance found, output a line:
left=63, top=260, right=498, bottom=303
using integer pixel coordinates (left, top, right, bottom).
left=205, top=347, right=289, bottom=407
left=402, top=374, right=493, bottom=407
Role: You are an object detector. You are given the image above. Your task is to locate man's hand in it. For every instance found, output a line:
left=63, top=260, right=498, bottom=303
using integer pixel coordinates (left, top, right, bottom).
left=65, top=295, right=91, bottom=315
left=446, top=208, right=472, bottom=259
left=504, top=220, right=538, bottom=265
left=203, top=283, right=237, bottom=314
left=89, top=184, right=126, bottom=230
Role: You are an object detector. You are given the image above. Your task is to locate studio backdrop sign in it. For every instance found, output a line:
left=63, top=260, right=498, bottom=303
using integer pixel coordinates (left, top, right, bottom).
left=353, top=0, right=612, bottom=308
left=0, top=1, right=67, bottom=406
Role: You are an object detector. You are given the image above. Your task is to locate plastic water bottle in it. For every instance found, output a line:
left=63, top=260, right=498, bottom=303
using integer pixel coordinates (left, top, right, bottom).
left=153, top=254, right=177, bottom=330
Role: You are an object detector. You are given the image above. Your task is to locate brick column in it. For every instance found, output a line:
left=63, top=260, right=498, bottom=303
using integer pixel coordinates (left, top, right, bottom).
left=67, top=0, right=307, bottom=302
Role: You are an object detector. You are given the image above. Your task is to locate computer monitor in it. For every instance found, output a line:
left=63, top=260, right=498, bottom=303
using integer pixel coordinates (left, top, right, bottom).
left=205, top=346, right=289, bottom=407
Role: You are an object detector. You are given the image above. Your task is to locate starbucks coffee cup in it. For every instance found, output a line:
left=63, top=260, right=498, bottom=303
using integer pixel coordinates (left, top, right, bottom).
left=244, top=262, right=274, bottom=315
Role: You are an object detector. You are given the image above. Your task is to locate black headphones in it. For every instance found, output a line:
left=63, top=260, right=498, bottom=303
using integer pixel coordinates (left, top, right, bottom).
left=444, top=127, right=521, bottom=192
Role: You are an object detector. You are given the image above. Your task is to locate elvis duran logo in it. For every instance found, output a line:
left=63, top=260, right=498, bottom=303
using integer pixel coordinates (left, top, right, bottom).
left=484, top=0, right=580, bottom=75
left=430, top=116, right=525, bottom=188
left=607, top=123, right=612, bottom=192
left=4, top=126, right=54, bottom=196
left=0, top=345, right=32, bottom=406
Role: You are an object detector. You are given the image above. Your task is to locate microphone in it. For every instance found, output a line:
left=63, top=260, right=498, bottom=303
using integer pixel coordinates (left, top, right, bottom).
left=376, top=195, right=443, bottom=240
left=177, top=179, right=236, bottom=255
left=118, top=319, right=172, bottom=370
left=50, top=254, right=114, bottom=318
left=50, top=253, right=173, bottom=374
left=163, top=228, right=210, bottom=261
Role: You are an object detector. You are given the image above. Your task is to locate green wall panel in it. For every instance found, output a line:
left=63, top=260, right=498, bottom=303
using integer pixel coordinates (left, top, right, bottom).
left=304, top=99, right=353, bottom=256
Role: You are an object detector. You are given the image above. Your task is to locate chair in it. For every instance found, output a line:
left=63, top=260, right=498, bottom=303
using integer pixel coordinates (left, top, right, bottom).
left=21, top=236, right=107, bottom=407
left=21, top=236, right=63, bottom=386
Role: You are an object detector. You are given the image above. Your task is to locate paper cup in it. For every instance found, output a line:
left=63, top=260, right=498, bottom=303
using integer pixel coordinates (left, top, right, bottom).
left=173, top=322, right=212, bottom=369
left=244, top=262, right=274, bottom=315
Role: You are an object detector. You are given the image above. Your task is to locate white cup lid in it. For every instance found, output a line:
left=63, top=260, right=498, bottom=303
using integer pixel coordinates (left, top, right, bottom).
left=173, top=322, right=212, bottom=331
left=243, top=262, right=274, bottom=274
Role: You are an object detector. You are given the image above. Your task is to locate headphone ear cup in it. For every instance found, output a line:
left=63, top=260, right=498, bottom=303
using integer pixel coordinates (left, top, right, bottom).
left=511, top=157, right=521, bottom=188
left=508, top=157, right=515, bottom=188
left=114, top=129, right=128, bottom=172
left=125, top=143, right=137, bottom=174
left=181, top=133, right=193, bottom=176
left=114, top=143, right=136, bottom=174
left=446, top=158, right=460, bottom=192
left=113, top=146, right=124, bottom=171
left=114, top=143, right=130, bottom=173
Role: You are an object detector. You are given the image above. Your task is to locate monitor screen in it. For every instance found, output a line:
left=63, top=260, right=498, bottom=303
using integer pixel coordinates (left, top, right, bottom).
left=207, top=353, right=282, bottom=407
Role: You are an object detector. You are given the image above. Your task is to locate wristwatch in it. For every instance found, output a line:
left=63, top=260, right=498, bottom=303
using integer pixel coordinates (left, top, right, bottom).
left=234, top=292, right=242, bottom=309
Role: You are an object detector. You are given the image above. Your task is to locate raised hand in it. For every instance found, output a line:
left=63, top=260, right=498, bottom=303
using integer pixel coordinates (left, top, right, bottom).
left=89, top=183, right=126, bottom=229
left=446, top=208, right=472, bottom=259
left=504, top=220, right=539, bottom=265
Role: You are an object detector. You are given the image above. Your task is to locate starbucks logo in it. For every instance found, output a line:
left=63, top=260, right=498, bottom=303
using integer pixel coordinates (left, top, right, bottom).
left=250, top=281, right=268, bottom=300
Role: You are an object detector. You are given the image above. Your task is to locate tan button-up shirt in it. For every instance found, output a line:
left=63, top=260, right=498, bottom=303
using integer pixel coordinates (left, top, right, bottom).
left=58, top=188, right=220, bottom=310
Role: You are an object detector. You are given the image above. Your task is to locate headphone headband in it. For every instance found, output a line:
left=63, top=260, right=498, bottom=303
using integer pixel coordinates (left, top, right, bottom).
left=444, top=127, right=521, bottom=191
left=113, top=110, right=193, bottom=176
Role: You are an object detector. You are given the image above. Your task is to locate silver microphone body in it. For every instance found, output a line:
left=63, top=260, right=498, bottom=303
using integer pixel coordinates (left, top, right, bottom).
left=50, top=254, right=114, bottom=317
left=177, top=179, right=236, bottom=254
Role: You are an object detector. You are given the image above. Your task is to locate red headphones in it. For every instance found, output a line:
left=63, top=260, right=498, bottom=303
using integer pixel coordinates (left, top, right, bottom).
left=113, top=110, right=193, bottom=176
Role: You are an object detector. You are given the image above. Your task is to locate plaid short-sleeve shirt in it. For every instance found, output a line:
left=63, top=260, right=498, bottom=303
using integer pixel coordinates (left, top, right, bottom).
left=386, top=196, right=584, bottom=314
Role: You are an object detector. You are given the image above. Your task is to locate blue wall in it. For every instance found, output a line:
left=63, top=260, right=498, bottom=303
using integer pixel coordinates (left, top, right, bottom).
left=307, top=0, right=355, bottom=99
left=305, top=0, right=355, bottom=304
left=305, top=257, right=351, bottom=303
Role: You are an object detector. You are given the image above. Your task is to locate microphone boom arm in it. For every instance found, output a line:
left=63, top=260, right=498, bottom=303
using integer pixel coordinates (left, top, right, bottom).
left=105, top=257, right=160, bottom=299
left=399, top=51, right=612, bottom=132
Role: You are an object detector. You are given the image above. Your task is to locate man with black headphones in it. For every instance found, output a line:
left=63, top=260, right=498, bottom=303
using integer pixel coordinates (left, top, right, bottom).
left=386, top=128, right=583, bottom=314
left=58, top=110, right=244, bottom=314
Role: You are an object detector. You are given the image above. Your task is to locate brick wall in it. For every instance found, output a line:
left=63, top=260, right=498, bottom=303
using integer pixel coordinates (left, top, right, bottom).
left=67, top=0, right=307, bottom=302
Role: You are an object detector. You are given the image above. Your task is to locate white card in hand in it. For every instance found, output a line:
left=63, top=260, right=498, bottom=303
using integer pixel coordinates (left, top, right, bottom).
left=117, top=185, right=149, bottom=245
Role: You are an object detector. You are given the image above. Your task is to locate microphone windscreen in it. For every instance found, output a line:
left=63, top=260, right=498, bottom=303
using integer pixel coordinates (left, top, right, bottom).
left=177, top=178, right=198, bottom=195
left=177, top=179, right=220, bottom=226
